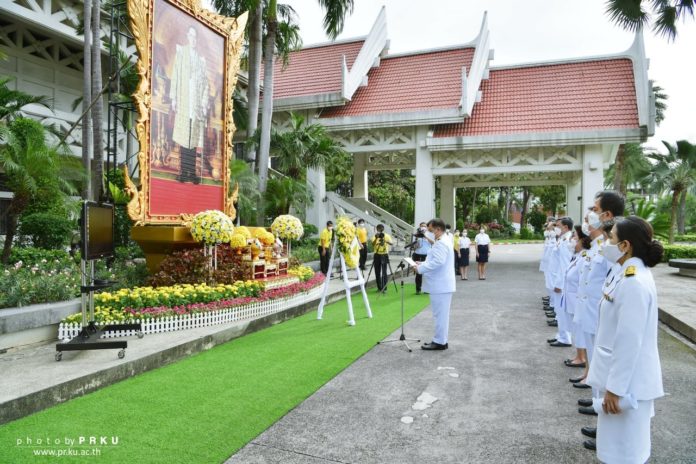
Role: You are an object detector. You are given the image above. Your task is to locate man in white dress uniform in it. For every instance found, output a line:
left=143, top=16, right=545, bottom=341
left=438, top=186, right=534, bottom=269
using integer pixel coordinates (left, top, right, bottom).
left=413, top=218, right=456, bottom=351
left=549, top=217, right=574, bottom=347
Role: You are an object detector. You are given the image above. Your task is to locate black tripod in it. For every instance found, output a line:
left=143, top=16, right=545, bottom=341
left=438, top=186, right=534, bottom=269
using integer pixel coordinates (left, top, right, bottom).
left=366, top=238, right=398, bottom=294
left=378, top=280, right=421, bottom=352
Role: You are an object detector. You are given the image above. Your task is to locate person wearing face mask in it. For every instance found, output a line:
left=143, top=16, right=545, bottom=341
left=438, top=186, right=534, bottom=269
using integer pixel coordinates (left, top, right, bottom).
left=356, top=219, right=368, bottom=272
left=458, top=229, right=472, bottom=280
left=594, top=190, right=625, bottom=226
left=585, top=216, right=664, bottom=464
left=412, top=221, right=435, bottom=295
left=548, top=217, right=574, bottom=347
left=541, top=219, right=558, bottom=315
left=412, top=218, right=456, bottom=351
left=318, top=221, right=334, bottom=276
left=562, top=225, right=592, bottom=371
left=474, top=225, right=492, bottom=280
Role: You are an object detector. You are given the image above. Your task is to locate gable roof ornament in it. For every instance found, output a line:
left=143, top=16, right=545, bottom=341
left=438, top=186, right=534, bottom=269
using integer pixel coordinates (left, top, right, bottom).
left=460, top=11, right=492, bottom=117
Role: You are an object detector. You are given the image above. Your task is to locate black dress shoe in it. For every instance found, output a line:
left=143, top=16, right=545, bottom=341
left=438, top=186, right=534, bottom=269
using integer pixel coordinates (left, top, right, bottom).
left=569, top=376, right=584, bottom=383
left=581, top=427, right=596, bottom=439
left=573, top=382, right=592, bottom=389
left=547, top=320, right=558, bottom=327
left=564, top=360, right=586, bottom=368
left=578, top=398, right=593, bottom=407
left=583, top=439, right=596, bottom=451
left=547, top=338, right=557, bottom=344
left=549, top=341, right=571, bottom=347
left=579, top=406, right=598, bottom=416
left=421, top=342, right=448, bottom=351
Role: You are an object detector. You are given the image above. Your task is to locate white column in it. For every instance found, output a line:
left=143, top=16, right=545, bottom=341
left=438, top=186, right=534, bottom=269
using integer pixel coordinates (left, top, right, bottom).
left=566, top=176, right=582, bottom=223
left=440, top=175, right=455, bottom=226
left=352, top=153, right=368, bottom=199
left=414, top=127, right=434, bottom=225
left=306, top=166, right=329, bottom=230
left=582, top=145, right=605, bottom=211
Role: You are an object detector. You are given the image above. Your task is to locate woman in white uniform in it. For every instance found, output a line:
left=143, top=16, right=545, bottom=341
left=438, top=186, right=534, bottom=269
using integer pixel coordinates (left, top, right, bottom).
left=586, top=216, right=664, bottom=464
left=474, top=226, right=492, bottom=280
left=563, top=225, right=592, bottom=372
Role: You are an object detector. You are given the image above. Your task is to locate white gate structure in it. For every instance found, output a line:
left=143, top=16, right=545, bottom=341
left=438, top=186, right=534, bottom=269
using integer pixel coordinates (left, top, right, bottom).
left=263, top=9, right=654, bottom=227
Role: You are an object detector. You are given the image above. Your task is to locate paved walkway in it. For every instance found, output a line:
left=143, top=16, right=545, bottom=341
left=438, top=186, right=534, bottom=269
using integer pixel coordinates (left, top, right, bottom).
left=226, top=244, right=696, bottom=464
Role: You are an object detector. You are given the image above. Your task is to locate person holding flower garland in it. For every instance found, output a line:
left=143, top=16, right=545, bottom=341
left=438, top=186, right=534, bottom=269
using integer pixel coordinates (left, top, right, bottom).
left=371, top=224, right=393, bottom=291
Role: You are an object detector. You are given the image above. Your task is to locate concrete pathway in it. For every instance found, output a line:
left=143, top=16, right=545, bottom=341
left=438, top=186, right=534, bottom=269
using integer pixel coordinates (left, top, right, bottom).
left=226, top=244, right=696, bottom=464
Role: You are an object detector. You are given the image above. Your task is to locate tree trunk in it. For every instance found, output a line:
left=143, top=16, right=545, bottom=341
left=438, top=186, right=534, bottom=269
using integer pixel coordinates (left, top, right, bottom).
left=81, top=0, right=92, bottom=200
left=91, top=0, right=105, bottom=201
left=246, top=3, right=263, bottom=164
left=678, top=189, right=687, bottom=235
left=613, top=144, right=625, bottom=194
left=1, top=213, right=18, bottom=264
left=520, top=187, right=531, bottom=230
left=669, top=189, right=680, bottom=244
left=257, top=1, right=277, bottom=224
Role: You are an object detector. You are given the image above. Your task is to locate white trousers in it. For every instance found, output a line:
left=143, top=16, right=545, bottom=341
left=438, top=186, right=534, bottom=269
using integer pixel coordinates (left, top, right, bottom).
left=597, top=397, right=654, bottom=464
left=585, top=332, right=598, bottom=398
left=553, top=292, right=572, bottom=344
left=429, top=292, right=452, bottom=345
left=573, top=322, right=587, bottom=349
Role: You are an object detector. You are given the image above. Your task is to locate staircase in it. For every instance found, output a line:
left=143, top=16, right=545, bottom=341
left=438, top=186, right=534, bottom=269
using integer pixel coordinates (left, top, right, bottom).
left=325, top=192, right=414, bottom=253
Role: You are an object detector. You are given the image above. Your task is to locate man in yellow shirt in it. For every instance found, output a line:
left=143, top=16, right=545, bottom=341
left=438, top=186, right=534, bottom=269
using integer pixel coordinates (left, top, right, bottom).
left=318, top=221, right=334, bottom=275
left=356, top=219, right=368, bottom=272
left=371, top=224, right=393, bottom=291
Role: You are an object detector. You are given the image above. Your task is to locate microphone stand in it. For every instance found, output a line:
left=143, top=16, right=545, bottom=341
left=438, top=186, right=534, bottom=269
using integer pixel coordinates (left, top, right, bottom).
left=377, top=278, right=420, bottom=352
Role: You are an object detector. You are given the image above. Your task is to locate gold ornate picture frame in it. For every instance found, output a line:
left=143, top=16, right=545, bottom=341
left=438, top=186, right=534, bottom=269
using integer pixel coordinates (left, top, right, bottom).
left=125, top=0, right=247, bottom=225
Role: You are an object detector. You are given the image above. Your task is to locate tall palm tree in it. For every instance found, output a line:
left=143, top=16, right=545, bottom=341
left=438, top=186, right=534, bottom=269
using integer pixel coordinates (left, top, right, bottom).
left=229, top=158, right=260, bottom=224
left=0, top=118, right=77, bottom=262
left=257, top=0, right=354, bottom=222
left=673, top=140, right=696, bottom=233
left=647, top=141, right=696, bottom=243
left=606, top=0, right=695, bottom=40
left=264, top=176, right=312, bottom=217
left=0, top=77, right=51, bottom=122
left=607, top=143, right=652, bottom=194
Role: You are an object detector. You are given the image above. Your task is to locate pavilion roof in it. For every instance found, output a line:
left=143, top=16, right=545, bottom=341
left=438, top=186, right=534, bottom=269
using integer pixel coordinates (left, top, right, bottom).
left=432, top=58, right=639, bottom=138
left=319, top=47, right=475, bottom=118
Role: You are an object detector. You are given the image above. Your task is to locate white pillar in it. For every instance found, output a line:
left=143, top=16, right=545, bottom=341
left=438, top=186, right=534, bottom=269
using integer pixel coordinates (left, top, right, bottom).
left=566, top=176, right=582, bottom=223
left=414, top=127, right=435, bottom=225
left=352, top=153, right=368, bottom=199
left=440, top=176, right=455, bottom=226
left=306, top=166, right=330, bottom=231
left=582, top=145, right=605, bottom=212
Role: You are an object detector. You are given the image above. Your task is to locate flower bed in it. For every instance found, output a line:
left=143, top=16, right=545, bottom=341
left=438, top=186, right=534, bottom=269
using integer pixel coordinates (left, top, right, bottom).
left=58, top=273, right=325, bottom=340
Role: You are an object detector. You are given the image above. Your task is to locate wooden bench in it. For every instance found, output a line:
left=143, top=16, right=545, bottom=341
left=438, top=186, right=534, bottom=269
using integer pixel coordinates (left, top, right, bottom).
left=668, top=259, right=696, bottom=278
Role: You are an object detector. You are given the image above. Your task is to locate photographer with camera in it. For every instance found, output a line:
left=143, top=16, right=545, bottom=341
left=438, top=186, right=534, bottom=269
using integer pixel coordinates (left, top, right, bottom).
left=411, top=221, right=435, bottom=295
left=371, top=224, right=393, bottom=291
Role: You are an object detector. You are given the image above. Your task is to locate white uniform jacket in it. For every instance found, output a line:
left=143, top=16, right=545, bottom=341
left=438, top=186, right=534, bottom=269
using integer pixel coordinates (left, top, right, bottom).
left=576, top=237, right=611, bottom=334
left=551, top=231, right=573, bottom=290
left=417, top=234, right=456, bottom=294
left=586, top=257, right=664, bottom=400
left=560, top=252, right=582, bottom=315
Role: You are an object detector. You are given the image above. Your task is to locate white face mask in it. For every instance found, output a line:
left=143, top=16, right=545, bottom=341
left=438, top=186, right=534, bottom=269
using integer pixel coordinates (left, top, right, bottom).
left=554, top=227, right=561, bottom=236
left=581, top=222, right=590, bottom=236
left=479, top=229, right=485, bottom=234
left=587, top=211, right=602, bottom=230
left=602, top=242, right=625, bottom=264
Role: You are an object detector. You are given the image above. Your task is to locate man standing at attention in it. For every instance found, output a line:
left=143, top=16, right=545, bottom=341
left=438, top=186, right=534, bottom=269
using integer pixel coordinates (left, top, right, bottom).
left=170, top=26, right=209, bottom=184
left=371, top=224, right=393, bottom=291
left=318, top=221, right=333, bottom=276
left=413, top=219, right=456, bottom=351
left=357, top=219, right=368, bottom=273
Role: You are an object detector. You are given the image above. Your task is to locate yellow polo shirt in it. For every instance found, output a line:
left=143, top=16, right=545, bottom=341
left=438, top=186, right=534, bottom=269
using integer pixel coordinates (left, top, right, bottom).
left=371, top=233, right=392, bottom=254
left=357, top=227, right=368, bottom=244
left=319, top=228, right=332, bottom=248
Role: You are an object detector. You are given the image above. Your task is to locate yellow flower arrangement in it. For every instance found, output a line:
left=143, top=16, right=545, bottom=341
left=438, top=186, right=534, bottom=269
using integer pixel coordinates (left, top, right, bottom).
left=230, top=233, right=247, bottom=249
left=235, top=226, right=252, bottom=238
left=190, top=210, right=234, bottom=244
left=271, top=215, right=304, bottom=241
left=335, top=216, right=359, bottom=269
left=259, top=231, right=275, bottom=246
left=288, top=265, right=315, bottom=282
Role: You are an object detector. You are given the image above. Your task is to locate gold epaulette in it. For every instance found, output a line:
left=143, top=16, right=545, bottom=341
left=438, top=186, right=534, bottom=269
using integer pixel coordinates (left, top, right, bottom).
left=581, top=251, right=587, bottom=257
left=603, top=293, right=614, bottom=303
left=625, top=266, right=636, bottom=277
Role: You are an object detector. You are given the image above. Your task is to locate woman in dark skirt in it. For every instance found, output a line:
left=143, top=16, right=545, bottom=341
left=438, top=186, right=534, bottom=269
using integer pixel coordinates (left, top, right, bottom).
left=475, top=226, right=492, bottom=280
left=458, top=230, right=472, bottom=280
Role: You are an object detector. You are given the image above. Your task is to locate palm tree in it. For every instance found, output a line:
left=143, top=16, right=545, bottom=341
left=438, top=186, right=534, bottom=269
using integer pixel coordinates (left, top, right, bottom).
left=673, top=140, right=696, bottom=233
left=0, top=77, right=51, bottom=122
left=256, top=0, right=354, bottom=222
left=606, top=0, right=695, bottom=40
left=229, top=158, right=260, bottom=224
left=607, top=143, right=652, bottom=194
left=647, top=141, right=696, bottom=243
left=264, top=176, right=312, bottom=217
left=629, top=196, right=670, bottom=239
left=0, top=118, right=77, bottom=262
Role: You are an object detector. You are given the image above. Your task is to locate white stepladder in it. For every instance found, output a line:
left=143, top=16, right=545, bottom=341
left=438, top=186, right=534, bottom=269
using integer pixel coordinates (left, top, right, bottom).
left=317, top=237, right=372, bottom=326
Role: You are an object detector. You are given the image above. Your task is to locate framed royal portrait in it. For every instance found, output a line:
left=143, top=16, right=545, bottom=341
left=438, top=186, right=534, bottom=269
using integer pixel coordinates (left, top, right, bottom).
left=125, top=0, right=246, bottom=224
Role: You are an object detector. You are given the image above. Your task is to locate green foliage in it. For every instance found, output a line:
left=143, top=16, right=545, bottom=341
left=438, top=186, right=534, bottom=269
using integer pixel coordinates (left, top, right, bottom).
left=302, top=223, right=318, bottom=236
left=605, top=0, right=694, bottom=40
left=533, top=185, right=566, bottom=217
left=264, top=177, right=312, bottom=219
left=105, top=170, right=138, bottom=248
left=475, top=205, right=501, bottom=224
left=0, top=259, right=80, bottom=308
left=290, top=243, right=318, bottom=263
left=519, top=228, right=534, bottom=240
left=661, top=244, right=696, bottom=262
left=527, top=209, right=547, bottom=234
left=368, top=170, right=415, bottom=224
left=18, top=212, right=75, bottom=249
left=675, top=234, right=696, bottom=242
left=230, top=159, right=260, bottom=225
left=0, top=76, right=51, bottom=122
left=7, top=246, right=75, bottom=266
left=148, top=246, right=244, bottom=287
left=628, top=197, right=671, bottom=239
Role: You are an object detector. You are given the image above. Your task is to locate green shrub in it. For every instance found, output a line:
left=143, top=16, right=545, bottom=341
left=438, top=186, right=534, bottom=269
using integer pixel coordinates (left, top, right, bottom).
left=489, top=229, right=502, bottom=238
left=0, top=260, right=80, bottom=308
left=519, top=228, right=534, bottom=240
left=19, top=212, right=75, bottom=249
left=675, top=234, right=696, bottom=242
left=661, top=244, right=696, bottom=262
left=291, top=243, right=318, bottom=263
left=8, top=247, right=74, bottom=266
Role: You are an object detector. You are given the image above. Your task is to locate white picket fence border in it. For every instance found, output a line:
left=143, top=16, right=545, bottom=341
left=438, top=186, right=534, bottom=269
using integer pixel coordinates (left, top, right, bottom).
left=58, top=285, right=323, bottom=342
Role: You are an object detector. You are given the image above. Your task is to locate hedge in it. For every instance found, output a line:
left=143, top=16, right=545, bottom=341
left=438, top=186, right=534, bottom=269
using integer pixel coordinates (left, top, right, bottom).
left=675, top=234, right=696, bottom=242
left=661, top=244, right=696, bottom=262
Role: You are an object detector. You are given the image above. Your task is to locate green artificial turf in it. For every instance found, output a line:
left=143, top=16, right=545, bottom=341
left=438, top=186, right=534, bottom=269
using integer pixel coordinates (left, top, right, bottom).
left=0, top=285, right=428, bottom=464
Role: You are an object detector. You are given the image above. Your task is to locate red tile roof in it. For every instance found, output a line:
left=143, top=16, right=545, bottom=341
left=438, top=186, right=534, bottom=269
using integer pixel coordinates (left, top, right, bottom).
left=433, top=58, right=639, bottom=138
left=264, top=39, right=365, bottom=99
left=320, top=48, right=475, bottom=118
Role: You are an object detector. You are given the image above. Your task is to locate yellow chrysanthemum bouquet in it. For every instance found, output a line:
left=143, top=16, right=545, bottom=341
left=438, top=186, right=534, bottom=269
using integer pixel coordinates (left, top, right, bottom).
left=271, top=215, right=304, bottom=256
left=335, top=216, right=360, bottom=269
left=190, top=210, right=234, bottom=274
